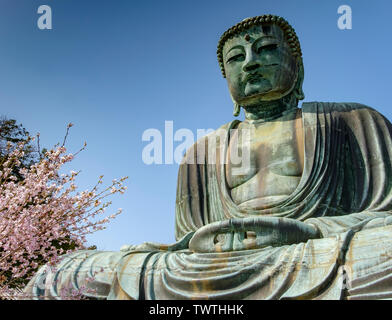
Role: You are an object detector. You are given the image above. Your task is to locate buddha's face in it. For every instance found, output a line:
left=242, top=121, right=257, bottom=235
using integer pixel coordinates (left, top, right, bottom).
left=223, top=24, right=299, bottom=106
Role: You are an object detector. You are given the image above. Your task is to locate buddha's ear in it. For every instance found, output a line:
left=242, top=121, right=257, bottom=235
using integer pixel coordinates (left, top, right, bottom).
left=229, top=92, right=241, bottom=117
left=233, top=102, right=241, bottom=117
left=294, top=61, right=305, bottom=101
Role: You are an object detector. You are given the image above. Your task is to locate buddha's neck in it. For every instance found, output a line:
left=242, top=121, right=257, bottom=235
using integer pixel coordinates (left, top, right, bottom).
left=243, top=99, right=297, bottom=123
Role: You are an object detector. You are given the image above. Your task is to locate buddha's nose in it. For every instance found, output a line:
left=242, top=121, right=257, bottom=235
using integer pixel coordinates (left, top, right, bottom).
left=243, top=55, right=261, bottom=73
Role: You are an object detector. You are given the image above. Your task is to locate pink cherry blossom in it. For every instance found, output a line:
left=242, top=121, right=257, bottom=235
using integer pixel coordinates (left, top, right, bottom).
left=0, top=133, right=127, bottom=299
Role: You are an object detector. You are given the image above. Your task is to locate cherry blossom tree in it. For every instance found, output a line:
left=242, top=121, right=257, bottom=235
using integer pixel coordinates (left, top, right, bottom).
left=0, top=124, right=127, bottom=299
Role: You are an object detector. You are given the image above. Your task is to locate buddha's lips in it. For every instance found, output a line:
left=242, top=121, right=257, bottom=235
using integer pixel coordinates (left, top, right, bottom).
left=244, top=73, right=264, bottom=84
left=243, top=64, right=279, bottom=84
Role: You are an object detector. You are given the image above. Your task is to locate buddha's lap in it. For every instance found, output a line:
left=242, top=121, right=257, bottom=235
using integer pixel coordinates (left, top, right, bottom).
left=25, top=224, right=392, bottom=299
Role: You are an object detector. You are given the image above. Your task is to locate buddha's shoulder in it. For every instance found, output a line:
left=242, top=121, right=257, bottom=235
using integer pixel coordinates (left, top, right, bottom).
left=302, top=101, right=382, bottom=117
left=183, top=121, right=238, bottom=154
left=195, top=120, right=239, bottom=141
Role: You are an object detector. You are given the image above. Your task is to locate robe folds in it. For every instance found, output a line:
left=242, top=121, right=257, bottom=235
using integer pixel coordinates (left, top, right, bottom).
left=23, top=102, right=392, bottom=300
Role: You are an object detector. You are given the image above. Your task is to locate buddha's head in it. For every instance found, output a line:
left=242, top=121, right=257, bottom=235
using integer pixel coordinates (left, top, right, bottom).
left=217, top=15, right=305, bottom=116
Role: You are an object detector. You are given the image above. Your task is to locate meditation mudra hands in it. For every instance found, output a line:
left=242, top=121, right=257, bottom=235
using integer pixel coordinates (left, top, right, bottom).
left=189, top=216, right=320, bottom=253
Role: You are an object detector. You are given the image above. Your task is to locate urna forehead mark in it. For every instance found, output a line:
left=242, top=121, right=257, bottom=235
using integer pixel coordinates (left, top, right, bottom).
left=223, top=24, right=284, bottom=55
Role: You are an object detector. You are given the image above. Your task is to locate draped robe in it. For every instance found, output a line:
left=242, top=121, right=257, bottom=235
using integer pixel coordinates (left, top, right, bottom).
left=24, top=102, right=392, bottom=300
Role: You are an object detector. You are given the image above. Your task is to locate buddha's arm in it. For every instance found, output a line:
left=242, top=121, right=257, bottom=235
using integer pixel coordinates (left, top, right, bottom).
left=188, top=211, right=392, bottom=253
left=304, top=211, right=392, bottom=238
left=304, top=104, right=392, bottom=238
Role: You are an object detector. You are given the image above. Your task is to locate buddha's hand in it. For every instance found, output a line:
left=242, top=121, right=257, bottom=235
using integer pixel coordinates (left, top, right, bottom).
left=120, top=242, right=170, bottom=252
left=361, top=215, right=392, bottom=230
left=189, top=217, right=320, bottom=253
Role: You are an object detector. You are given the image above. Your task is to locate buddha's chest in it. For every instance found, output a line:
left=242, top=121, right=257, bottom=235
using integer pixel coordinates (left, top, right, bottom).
left=226, top=118, right=304, bottom=191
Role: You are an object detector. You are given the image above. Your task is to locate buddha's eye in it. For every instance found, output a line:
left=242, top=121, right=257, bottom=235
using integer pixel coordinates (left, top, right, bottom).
left=226, top=53, right=245, bottom=64
left=256, top=43, right=278, bottom=54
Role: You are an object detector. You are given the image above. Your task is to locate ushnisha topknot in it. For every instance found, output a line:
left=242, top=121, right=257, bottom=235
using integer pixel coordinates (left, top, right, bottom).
left=217, top=15, right=303, bottom=78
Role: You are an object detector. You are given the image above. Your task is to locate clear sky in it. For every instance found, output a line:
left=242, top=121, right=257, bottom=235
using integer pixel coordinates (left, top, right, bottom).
left=1, top=0, right=391, bottom=250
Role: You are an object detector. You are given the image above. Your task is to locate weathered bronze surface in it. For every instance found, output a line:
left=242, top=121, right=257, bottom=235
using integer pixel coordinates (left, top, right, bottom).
left=24, top=15, right=392, bottom=300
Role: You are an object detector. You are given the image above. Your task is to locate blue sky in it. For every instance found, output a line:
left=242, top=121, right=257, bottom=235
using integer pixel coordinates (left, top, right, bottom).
left=1, top=0, right=391, bottom=250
